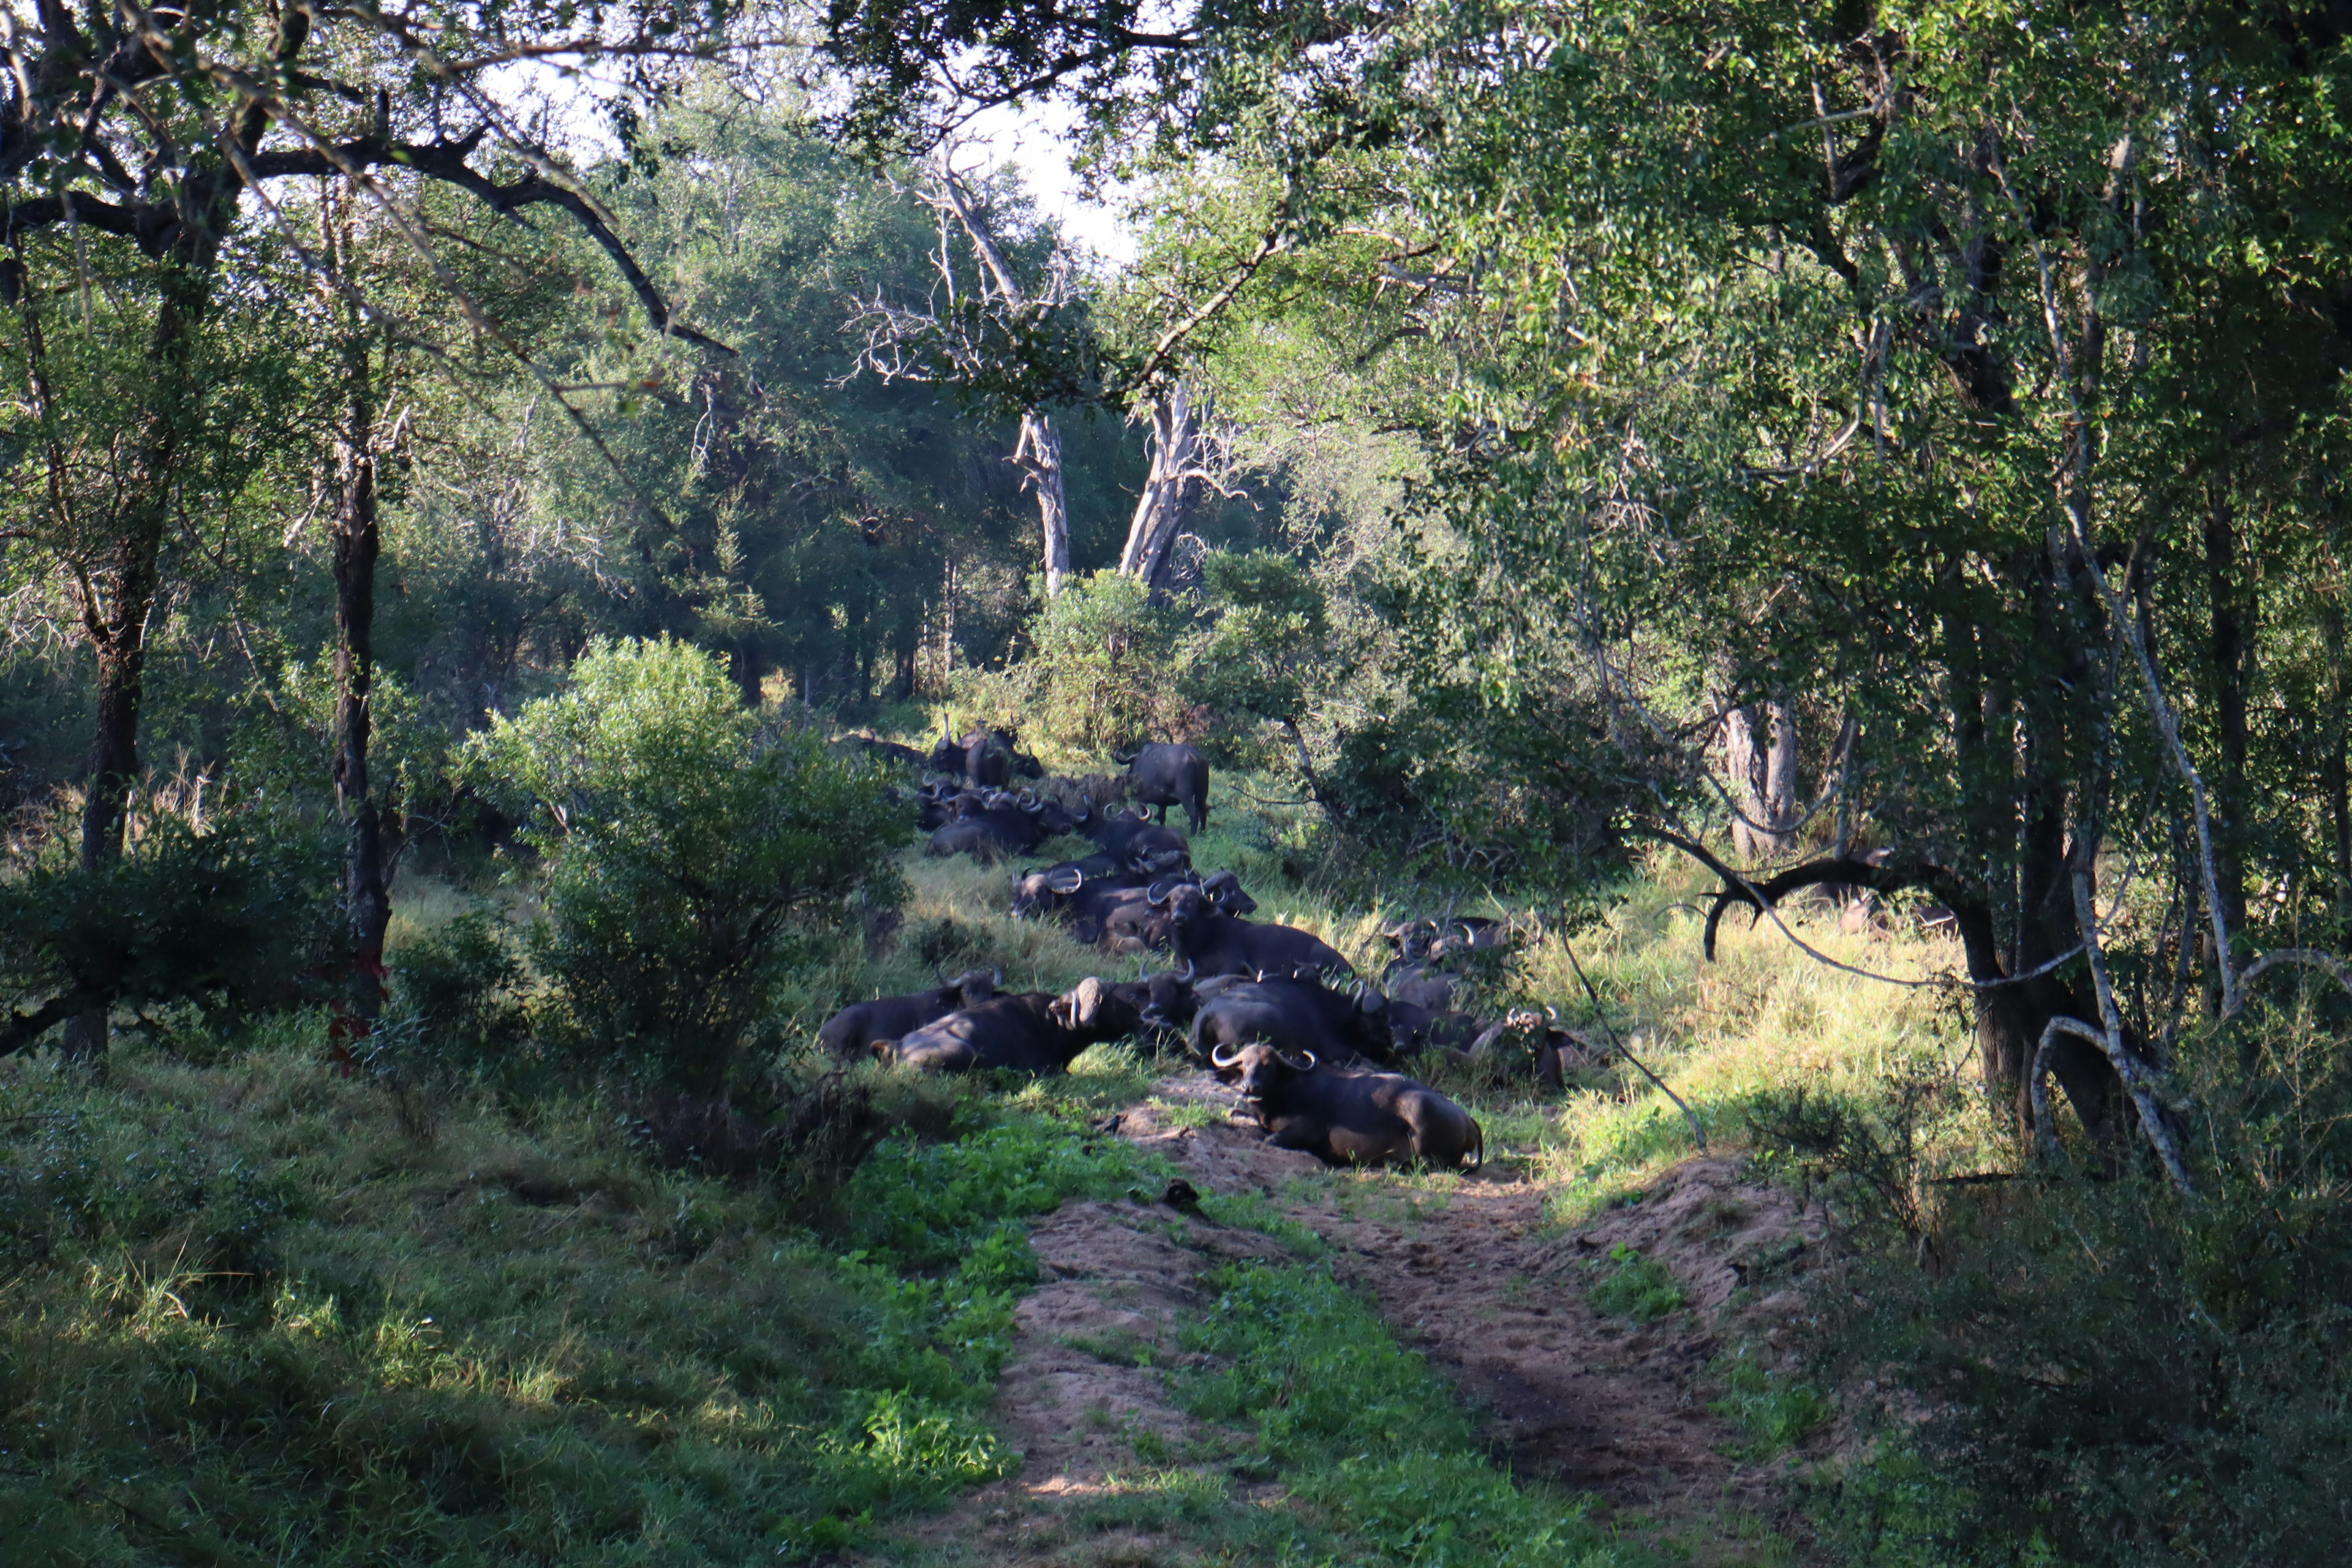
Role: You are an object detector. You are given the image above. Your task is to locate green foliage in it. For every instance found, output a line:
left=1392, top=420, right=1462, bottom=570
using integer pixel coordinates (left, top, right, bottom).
left=0, top=799, right=341, bottom=1055
left=462, top=636, right=907, bottom=1090
left=1583, top=1243, right=1686, bottom=1324
left=1181, top=549, right=1332, bottom=766
left=954, top=570, right=1198, bottom=762
left=385, top=908, right=533, bottom=1077
left=1178, top=1261, right=1618, bottom=1567
left=1709, top=1345, right=1830, bottom=1460
left=1802, top=1012, right=2352, bottom=1568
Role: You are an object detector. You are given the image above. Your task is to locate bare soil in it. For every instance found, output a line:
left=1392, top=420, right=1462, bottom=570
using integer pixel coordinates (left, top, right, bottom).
left=864, top=1071, right=1828, bottom=1567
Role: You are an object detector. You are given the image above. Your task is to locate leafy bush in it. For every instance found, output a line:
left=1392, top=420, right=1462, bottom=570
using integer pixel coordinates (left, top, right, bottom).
left=951, top=571, right=1200, bottom=763
left=385, top=907, right=533, bottom=1076
left=1709, top=1344, right=1830, bottom=1458
left=463, top=636, right=907, bottom=1091
left=1804, top=1015, right=2352, bottom=1568
left=0, top=799, right=341, bottom=1056
left=1180, top=549, right=1332, bottom=766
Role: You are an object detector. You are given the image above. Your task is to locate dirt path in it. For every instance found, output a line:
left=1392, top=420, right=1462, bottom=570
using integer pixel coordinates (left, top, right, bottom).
left=865, top=1071, right=1825, bottom=1566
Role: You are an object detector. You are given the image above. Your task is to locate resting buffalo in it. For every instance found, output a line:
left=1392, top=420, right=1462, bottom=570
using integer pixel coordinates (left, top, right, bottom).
left=1115, top=742, right=1210, bottom=832
left=1087, top=870, right=1254, bottom=951
left=1381, top=962, right=1464, bottom=1011
left=881, top=977, right=1140, bottom=1073
left=1385, top=1000, right=1483, bottom=1057
left=1104, top=970, right=1201, bottom=1041
left=1157, top=883, right=1351, bottom=979
left=1463, top=1011, right=1602, bottom=1091
left=1191, top=975, right=1397, bottom=1069
left=1011, top=854, right=1136, bottom=918
left=1081, top=809, right=1190, bottom=872
left=1215, top=1042, right=1484, bottom=1170
left=819, top=969, right=998, bottom=1057
left=1382, top=916, right=1512, bottom=965
left=842, top=734, right=931, bottom=771
left=927, top=791, right=1082, bottom=863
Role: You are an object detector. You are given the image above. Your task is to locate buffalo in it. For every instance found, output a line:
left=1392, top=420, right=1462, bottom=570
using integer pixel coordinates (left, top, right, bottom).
left=1081, top=808, right=1190, bottom=872
left=1085, top=869, right=1254, bottom=951
left=1191, top=974, right=1398, bottom=1069
left=881, top=977, right=1140, bottom=1074
left=841, top=734, right=931, bottom=771
left=1104, top=969, right=1202, bottom=1042
left=1214, top=1042, right=1484, bottom=1170
left=1011, top=854, right=1136, bottom=918
left=1382, top=915, right=1512, bottom=966
left=1463, top=1011, right=1602, bottom=1091
left=1155, top=882, right=1351, bottom=979
left=926, top=791, right=1082, bottom=863
left=1381, top=962, right=1464, bottom=1011
left=819, top=969, right=999, bottom=1058
left=930, top=723, right=1042, bottom=787
left=1385, top=999, right=1483, bottom=1057
left=1115, top=742, right=1211, bottom=832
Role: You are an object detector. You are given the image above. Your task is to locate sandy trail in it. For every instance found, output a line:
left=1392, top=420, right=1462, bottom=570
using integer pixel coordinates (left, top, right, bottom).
left=865, top=1071, right=1825, bottom=1566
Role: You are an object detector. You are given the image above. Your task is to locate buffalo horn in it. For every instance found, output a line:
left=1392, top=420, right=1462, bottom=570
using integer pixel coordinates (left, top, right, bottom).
left=1147, top=875, right=1182, bottom=905
left=1179, top=960, right=1196, bottom=982
left=1046, top=865, right=1084, bottom=894
left=1280, top=1047, right=1318, bottom=1072
left=1210, top=1041, right=1243, bottom=1069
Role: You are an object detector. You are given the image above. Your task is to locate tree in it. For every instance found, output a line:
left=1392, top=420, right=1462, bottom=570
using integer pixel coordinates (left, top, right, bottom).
left=0, top=0, right=768, bottom=1050
left=821, top=0, right=2352, bottom=1165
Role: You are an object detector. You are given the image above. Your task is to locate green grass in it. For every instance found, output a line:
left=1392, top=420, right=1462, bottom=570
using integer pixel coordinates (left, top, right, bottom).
left=1708, top=1346, right=1831, bottom=1458
left=0, top=1033, right=1147, bottom=1565
left=1174, top=1261, right=1627, bottom=1567
left=1583, top=1242, right=1689, bottom=1324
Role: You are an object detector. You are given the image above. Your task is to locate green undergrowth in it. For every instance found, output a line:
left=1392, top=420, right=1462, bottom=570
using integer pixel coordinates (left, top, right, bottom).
left=0, top=1035, right=1153, bottom=1565
left=1584, top=1242, right=1688, bottom=1324
left=1175, top=1261, right=1630, bottom=1567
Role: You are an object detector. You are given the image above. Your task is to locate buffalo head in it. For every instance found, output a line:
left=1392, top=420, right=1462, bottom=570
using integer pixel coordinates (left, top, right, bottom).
left=1211, top=1039, right=1318, bottom=1104
left=1049, top=975, right=1140, bottom=1039
left=1200, top=869, right=1257, bottom=916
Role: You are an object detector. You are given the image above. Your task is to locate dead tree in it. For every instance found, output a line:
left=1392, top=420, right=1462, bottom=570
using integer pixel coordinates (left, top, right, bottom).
left=1117, top=380, right=1243, bottom=592
left=846, top=159, right=1077, bottom=595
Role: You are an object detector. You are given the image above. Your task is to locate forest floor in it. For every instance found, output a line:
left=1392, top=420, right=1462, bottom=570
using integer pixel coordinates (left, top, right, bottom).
left=859, top=1069, right=1832, bottom=1567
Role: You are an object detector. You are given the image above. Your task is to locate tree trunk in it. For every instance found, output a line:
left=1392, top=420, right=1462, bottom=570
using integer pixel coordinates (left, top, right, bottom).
left=1019, top=413, right=1071, bottom=596
left=60, top=266, right=209, bottom=1058
left=1724, top=699, right=1797, bottom=861
left=333, top=322, right=391, bottom=1037
left=2204, top=483, right=2252, bottom=952
left=2324, top=595, right=2352, bottom=926
left=1120, top=384, right=1202, bottom=592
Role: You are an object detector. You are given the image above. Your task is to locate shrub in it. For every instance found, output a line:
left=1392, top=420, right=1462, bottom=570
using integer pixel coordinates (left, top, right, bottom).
left=952, top=571, right=1199, bottom=763
left=385, top=907, right=532, bottom=1076
left=0, top=798, right=341, bottom=1056
left=462, top=636, right=907, bottom=1091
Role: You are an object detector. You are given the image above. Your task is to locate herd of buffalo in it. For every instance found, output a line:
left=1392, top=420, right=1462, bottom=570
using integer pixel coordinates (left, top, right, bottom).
left=825, top=726, right=1608, bottom=1172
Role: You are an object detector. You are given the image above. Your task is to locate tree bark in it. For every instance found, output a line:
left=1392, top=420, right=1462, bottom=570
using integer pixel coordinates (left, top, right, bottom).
left=1724, top=699, right=1798, bottom=861
left=58, top=265, right=211, bottom=1058
left=2324, top=594, right=2352, bottom=925
left=333, top=318, right=391, bottom=1035
left=1120, top=383, right=1202, bottom=592
left=2204, top=483, right=2252, bottom=951
left=1019, top=412, right=1072, bottom=596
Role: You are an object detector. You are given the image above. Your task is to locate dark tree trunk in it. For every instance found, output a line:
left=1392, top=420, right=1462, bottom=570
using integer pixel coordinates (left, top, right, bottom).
left=891, top=641, right=917, bottom=701
left=59, top=265, right=210, bottom=1058
left=2204, top=483, right=2253, bottom=951
left=2324, top=595, right=2352, bottom=926
left=333, top=317, right=391, bottom=1036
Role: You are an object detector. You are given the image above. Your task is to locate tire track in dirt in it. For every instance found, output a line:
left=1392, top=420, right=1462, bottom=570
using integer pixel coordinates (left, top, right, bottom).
left=868, top=1071, right=1826, bottom=1566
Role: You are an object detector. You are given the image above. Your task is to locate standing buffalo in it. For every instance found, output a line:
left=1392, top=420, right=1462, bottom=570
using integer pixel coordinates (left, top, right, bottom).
left=881, top=977, right=1141, bottom=1074
left=1214, top=1042, right=1484, bottom=1170
left=819, top=969, right=998, bottom=1057
left=1191, top=974, right=1398, bottom=1069
left=1155, top=883, right=1351, bottom=979
left=1115, top=742, right=1210, bottom=833
left=930, top=724, right=1040, bottom=787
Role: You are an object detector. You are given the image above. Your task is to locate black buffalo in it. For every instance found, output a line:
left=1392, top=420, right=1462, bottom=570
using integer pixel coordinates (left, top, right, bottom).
left=819, top=969, right=998, bottom=1057
left=1087, top=869, right=1254, bottom=951
left=1191, top=975, right=1397, bottom=1069
left=881, top=977, right=1140, bottom=1074
left=1213, top=1042, right=1484, bottom=1169
left=930, top=724, right=1042, bottom=787
left=842, top=734, right=931, bottom=771
left=1011, top=854, right=1136, bottom=918
left=1462, top=1011, right=1602, bottom=1091
left=1104, top=970, right=1201, bottom=1041
left=926, top=791, right=1082, bottom=863
left=1155, top=883, right=1350, bottom=979
left=1382, top=915, right=1512, bottom=966
left=1116, top=742, right=1210, bottom=832
left=1081, top=808, right=1190, bottom=872
left=1385, top=1000, right=1483, bottom=1057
